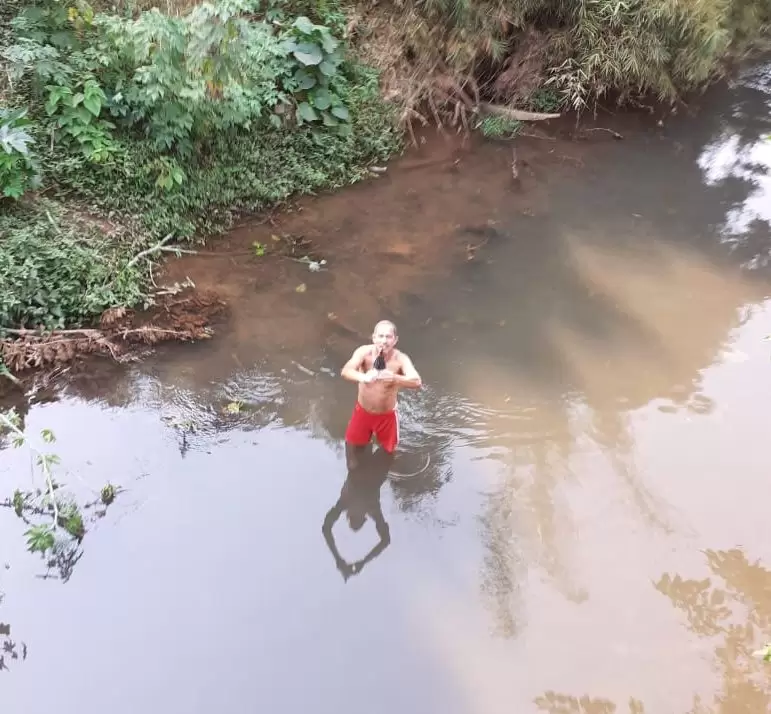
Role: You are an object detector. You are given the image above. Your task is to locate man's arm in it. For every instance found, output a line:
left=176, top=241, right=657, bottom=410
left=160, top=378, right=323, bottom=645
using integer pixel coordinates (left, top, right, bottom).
left=341, top=346, right=372, bottom=384
left=395, top=353, right=422, bottom=389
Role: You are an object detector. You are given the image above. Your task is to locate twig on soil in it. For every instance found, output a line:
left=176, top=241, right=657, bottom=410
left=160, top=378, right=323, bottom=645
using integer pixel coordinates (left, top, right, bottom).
left=125, top=233, right=174, bottom=268
left=125, top=234, right=198, bottom=269
left=4, top=328, right=101, bottom=337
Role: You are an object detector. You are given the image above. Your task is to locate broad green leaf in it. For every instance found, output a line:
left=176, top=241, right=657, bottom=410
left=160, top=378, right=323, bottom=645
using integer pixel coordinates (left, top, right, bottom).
left=312, top=88, right=332, bottom=110
left=45, top=96, right=60, bottom=116
left=0, top=125, right=33, bottom=155
left=331, top=105, right=350, bottom=121
left=74, top=106, right=92, bottom=124
left=320, top=33, right=339, bottom=54
left=83, top=95, right=101, bottom=116
left=1, top=108, right=28, bottom=125
left=3, top=181, right=24, bottom=199
left=326, top=49, right=345, bottom=64
left=292, top=16, right=316, bottom=35
left=321, top=111, right=339, bottom=127
left=293, top=69, right=316, bottom=90
left=50, top=31, right=75, bottom=49
left=292, top=42, right=323, bottom=66
left=318, top=60, right=337, bottom=77
left=296, top=102, right=318, bottom=123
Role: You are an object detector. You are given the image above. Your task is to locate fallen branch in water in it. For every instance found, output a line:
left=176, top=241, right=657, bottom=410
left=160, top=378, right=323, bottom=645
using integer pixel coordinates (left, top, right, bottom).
left=580, top=127, right=624, bottom=139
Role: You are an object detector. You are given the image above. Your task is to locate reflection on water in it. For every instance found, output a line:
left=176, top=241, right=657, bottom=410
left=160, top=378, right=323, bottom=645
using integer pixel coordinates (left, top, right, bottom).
left=535, top=692, right=646, bottom=714
left=0, top=608, right=27, bottom=673
left=698, top=62, right=771, bottom=265
left=322, top=446, right=392, bottom=582
left=1, top=62, right=771, bottom=714
left=656, top=549, right=771, bottom=713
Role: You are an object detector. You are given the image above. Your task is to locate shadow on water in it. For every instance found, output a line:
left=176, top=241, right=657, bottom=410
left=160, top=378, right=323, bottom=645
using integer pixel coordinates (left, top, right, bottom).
left=1, top=60, right=771, bottom=714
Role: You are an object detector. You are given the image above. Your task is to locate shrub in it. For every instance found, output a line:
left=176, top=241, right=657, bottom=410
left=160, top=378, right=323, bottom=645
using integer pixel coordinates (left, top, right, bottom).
left=0, top=203, right=144, bottom=330
left=0, top=107, right=41, bottom=199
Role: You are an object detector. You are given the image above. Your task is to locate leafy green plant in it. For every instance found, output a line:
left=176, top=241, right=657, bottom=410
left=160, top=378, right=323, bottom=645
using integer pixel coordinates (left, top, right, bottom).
left=149, top=155, right=185, bottom=192
left=281, top=16, right=350, bottom=132
left=97, top=0, right=291, bottom=153
left=0, top=0, right=400, bottom=334
left=478, top=114, right=521, bottom=139
left=45, top=78, right=117, bottom=161
left=0, top=108, right=42, bottom=199
left=0, top=203, right=145, bottom=330
left=41, top=66, right=399, bottom=242
left=529, top=87, right=561, bottom=113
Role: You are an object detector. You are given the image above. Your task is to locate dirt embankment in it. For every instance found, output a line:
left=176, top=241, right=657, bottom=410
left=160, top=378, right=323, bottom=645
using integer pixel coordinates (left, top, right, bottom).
left=1, top=290, right=227, bottom=388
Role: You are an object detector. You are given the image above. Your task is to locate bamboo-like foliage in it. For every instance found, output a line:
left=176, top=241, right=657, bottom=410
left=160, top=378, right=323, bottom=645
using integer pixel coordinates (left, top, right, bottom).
left=356, top=0, right=771, bottom=120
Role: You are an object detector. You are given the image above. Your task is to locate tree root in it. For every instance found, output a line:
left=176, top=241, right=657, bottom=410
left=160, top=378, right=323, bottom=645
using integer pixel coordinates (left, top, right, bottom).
left=1, top=289, right=227, bottom=377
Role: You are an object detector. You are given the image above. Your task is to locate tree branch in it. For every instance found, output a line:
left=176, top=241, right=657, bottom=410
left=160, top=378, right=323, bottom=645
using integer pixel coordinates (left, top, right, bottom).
left=125, top=233, right=176, bottom=269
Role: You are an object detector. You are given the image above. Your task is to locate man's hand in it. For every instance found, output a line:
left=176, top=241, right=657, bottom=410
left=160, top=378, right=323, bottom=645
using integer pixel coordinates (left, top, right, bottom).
left=375, top=370, right=397, bottom=383
left=360, top=369, right=378, bottom=384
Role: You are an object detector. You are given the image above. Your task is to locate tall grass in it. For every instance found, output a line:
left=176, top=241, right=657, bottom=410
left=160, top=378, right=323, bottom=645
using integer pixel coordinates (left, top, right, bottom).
left=357, top=0, right=771, bottom=118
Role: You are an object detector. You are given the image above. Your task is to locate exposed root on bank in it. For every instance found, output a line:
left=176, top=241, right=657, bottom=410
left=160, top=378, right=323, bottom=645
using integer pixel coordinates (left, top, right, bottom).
left=1, top=290, right=227, bottom=377
left=349, top=6, right=563, bottom=144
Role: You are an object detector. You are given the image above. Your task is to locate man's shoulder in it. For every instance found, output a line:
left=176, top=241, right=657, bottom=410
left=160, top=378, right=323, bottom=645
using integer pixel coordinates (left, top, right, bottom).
left=353, top=344, right=373, bottom=360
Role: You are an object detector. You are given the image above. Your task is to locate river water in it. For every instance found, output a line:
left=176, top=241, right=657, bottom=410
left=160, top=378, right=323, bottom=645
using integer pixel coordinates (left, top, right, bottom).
left=2, top=62, right=771, bottom=714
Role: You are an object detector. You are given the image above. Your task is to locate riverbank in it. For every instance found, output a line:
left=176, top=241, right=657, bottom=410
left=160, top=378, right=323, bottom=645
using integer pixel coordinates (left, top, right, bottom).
left=2, top=0, right=770, bottom=384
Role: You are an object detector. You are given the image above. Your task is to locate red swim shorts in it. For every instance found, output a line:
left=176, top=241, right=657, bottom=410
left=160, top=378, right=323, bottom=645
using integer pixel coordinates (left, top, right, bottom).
left=345, top=402, right=399, bottom=453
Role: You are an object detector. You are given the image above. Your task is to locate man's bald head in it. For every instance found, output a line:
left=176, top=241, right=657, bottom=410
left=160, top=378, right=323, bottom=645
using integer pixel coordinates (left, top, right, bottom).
left=372, top=320, right=398, bottom=355
left=373, top=320, right=397, bottom=337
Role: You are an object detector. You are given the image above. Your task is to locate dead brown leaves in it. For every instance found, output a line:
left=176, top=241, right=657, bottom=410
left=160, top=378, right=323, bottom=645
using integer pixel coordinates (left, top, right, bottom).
left=1, top=289, right=227, bottom=376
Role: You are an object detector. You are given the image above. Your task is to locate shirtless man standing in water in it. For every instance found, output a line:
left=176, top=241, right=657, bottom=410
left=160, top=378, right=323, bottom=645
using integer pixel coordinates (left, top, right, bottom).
left=341, top=320, right=422, bottom=457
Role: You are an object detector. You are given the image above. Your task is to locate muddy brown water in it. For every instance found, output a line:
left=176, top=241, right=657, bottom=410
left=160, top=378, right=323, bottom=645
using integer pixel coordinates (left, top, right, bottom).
left=2, top=61, right=771, bottom=714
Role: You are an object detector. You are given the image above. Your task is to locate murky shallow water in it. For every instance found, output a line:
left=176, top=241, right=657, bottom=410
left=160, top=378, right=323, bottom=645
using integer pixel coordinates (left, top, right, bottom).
left=2, top=63, right=771, bottom=714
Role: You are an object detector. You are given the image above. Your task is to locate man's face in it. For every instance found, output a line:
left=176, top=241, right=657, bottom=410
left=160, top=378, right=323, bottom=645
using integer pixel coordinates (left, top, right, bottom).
left=372, top=324, right=397, bottom=353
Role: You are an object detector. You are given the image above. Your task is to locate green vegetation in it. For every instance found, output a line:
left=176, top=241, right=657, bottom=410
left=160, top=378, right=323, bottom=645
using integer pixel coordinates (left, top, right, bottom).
left=1, top=0, right=770, bottom=354
left=0, top=0, right=399, bottom=338
left=0, top=201, right=145, bottom=330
